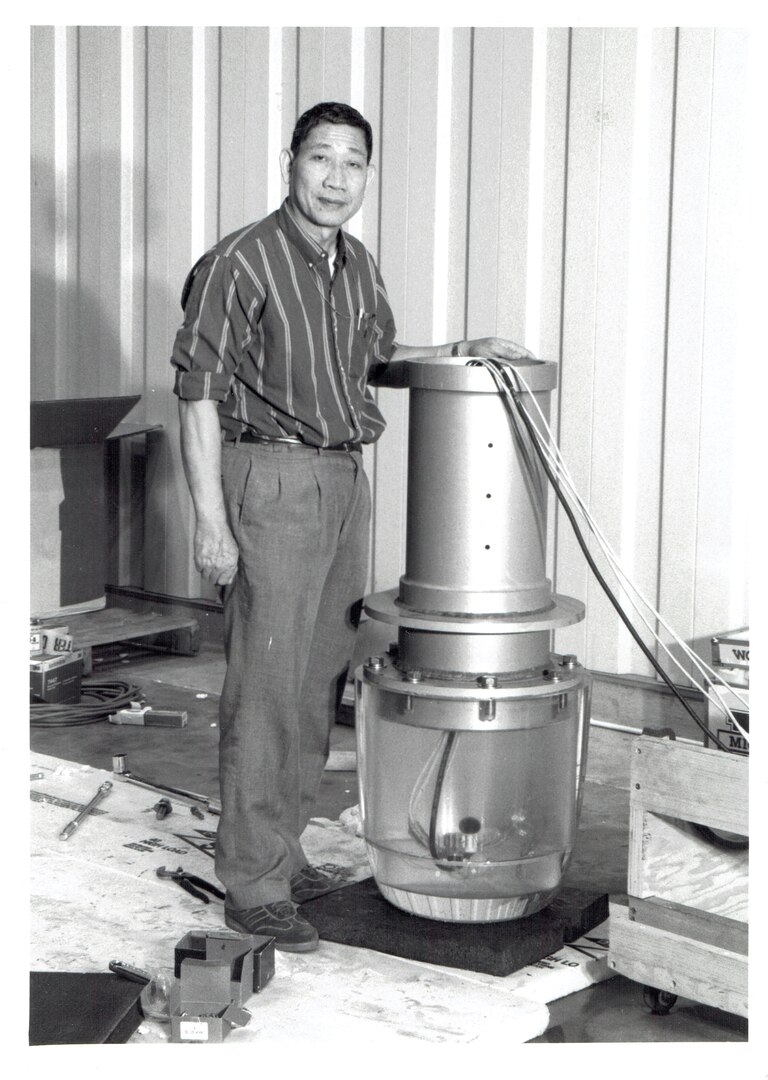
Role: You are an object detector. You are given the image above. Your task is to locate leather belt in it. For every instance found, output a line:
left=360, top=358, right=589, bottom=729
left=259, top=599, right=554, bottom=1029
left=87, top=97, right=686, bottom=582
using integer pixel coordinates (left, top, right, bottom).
left=237, top=431, right=362, bottom=453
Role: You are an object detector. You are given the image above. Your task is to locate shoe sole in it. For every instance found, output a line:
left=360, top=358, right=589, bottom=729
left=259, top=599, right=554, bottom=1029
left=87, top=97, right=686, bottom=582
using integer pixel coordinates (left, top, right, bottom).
left=224, top=911, right=319, bottom=953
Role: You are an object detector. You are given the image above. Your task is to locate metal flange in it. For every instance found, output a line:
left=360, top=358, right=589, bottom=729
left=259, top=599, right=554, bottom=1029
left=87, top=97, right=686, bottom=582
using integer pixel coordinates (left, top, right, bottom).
left=363, top=588, right=585, bottom=634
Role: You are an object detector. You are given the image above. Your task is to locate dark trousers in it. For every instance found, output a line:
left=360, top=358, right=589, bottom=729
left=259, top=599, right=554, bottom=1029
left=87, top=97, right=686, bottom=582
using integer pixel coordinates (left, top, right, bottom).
left=215, top=441, right=370, bottom=908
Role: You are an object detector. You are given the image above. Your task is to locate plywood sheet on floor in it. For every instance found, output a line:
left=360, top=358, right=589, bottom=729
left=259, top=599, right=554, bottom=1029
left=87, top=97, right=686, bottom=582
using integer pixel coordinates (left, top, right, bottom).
left=30, top=752, right=616, bottom=1045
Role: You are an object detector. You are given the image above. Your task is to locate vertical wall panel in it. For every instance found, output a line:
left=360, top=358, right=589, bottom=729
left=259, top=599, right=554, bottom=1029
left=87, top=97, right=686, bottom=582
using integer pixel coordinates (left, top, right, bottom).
left=657, top=28, right=717, bottom=680
left=707, top=29, right=750, bottom=634
left=613, top=27, right=675, bottom=676
left=490, top=28, right=532, bottom=341
left=538, top=28, right=570, bottom=588
left=576, top=28, right=638, bottom=675
left=219, top=28, right=273, bottom=236
left=30, top=24, right=751, bottom=685
left=358, top=27, right=385, bottom=593
left=78, top=27, right=123, bottom=398
left=143, top=27, right=196, bottom=597
left=371, top=27, right=444, bottom=593
left=298, top=27, right=353, bottom=106
left=554, top=27, right=604, bottom=663
left=30, top=27, right=56, bottom=400
left=446, top=28, right=472, bottom=341
left=466, top=28, right=533, bottom=340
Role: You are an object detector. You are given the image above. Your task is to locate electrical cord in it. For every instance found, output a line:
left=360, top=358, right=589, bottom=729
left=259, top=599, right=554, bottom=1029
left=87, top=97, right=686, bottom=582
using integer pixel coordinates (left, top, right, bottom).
left=507, top=363, right=749, bottom=731
left=472, top=357, right=735, bottom=754
left=30, top=679, right=143, bottom=728
left=429, top=732, right=457, bottom=861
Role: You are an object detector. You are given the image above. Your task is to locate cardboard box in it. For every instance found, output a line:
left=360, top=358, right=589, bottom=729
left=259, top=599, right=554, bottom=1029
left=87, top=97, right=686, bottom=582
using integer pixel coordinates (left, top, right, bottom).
left=169, top=961, right=252, bottom=1043
left=169, top=930, right=275, bottom=1043
left=30, top=649, right=84, bottom=704
left=173, top=930, right=275, bottom=998
left=30, top=396, right=140, bottom=620
left=711, top=627, right=749, bottom=671
left=710, top=627, right=749, bottom=690
left=706, top=684, right=749, bottom=756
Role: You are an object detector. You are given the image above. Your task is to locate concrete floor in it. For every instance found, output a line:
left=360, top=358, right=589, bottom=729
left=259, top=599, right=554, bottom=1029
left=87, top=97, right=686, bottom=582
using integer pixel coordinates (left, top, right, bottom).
left=29, top=634, right=749, bottom=1045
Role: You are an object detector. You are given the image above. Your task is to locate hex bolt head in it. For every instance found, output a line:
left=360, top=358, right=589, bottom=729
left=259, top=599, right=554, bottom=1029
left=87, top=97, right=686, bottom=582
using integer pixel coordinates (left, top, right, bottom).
left=477, top=675, right=497, bottom=689
left=365, top=656, right=385, bottom=672
left=404, top=670, right=422, bottom=683
left=560, top=654, right=578, bottom=668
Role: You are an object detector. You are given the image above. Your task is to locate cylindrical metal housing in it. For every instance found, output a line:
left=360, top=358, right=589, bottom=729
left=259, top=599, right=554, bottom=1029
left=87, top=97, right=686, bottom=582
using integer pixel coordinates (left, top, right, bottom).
left=398, top=358, right=557, bottom=615
left=397, top=626, right=550, bottom=677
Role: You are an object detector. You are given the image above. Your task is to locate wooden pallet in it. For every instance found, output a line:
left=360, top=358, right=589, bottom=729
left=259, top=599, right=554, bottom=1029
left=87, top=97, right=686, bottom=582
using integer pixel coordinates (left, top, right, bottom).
left=45, top=605, right=200, bottom=674
left=608, top=736, right=748, bottom=1018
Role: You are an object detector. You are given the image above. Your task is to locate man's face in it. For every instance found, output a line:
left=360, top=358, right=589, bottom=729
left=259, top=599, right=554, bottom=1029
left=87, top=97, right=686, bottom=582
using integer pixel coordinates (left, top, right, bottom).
left=280, top=122, right=373, bottom=244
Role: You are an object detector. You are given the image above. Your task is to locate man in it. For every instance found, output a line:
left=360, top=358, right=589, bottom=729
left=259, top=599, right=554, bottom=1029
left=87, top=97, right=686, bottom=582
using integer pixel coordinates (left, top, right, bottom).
left=171, top=101, right=533, bottom=952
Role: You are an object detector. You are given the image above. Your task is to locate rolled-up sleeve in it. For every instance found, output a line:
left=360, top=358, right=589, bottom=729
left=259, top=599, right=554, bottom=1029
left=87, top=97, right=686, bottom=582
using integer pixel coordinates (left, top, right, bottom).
left=171, top=253, right=259, bottom=401
left=367, top=265, right=397, bottom=379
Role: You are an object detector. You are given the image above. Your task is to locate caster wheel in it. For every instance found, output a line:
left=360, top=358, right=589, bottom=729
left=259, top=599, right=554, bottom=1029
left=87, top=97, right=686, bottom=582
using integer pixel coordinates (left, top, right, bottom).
left=643, top=986, right=678, bottom=1015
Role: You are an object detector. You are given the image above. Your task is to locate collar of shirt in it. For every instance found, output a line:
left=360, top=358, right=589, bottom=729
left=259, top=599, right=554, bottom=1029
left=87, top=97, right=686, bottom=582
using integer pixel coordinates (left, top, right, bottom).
left=278, top=199, right=347, bottom=275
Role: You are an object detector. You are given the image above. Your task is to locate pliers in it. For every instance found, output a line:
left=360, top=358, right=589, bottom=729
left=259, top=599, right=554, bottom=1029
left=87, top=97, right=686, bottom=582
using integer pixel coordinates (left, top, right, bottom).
left=156, top=865, right=225, bottom=903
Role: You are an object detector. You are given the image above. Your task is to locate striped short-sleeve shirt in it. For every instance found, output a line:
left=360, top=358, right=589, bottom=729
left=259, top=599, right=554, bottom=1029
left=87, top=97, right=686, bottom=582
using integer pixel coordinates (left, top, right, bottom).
left=171, top=199, right=397, bottom=447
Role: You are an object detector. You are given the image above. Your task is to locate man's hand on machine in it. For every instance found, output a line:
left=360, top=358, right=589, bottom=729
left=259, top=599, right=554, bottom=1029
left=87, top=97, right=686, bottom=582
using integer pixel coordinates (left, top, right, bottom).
left=454, top=337, right=536, bottom=361
left=194, top=521, right=239, bottom=585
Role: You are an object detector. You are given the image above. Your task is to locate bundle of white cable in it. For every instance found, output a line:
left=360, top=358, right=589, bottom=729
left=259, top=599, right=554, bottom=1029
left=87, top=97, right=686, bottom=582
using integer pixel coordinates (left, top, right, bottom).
left=476, top=358, right=748, bottom=747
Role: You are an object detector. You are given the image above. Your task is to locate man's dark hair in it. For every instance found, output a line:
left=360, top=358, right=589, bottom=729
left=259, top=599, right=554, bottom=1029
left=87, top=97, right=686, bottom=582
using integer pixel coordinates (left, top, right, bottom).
left=291, top=102, right=373, bottom=163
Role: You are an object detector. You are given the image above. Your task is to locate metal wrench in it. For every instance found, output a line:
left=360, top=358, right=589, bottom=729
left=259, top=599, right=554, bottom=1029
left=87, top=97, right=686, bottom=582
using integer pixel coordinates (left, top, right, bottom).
left=111, top=753, right=221, bottom=815
left=59, top=780, right=113, bottom=840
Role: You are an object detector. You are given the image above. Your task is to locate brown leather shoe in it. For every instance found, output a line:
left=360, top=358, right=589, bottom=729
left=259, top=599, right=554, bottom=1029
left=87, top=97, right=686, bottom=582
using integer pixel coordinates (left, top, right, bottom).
left=224, top=900, right=319, bottom=952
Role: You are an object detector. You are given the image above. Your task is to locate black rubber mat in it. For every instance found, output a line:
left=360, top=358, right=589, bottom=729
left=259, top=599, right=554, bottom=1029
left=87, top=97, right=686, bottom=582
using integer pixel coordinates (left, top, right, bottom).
left=29, top=972, right=144, bottom=1044
left=302, top=877, right=608, bottom=977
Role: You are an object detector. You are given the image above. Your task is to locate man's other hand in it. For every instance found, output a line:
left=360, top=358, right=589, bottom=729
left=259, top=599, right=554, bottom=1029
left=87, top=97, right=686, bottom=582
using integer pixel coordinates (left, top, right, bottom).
left=459, top=337, right=536, bottom=361
left=194, top=521, right=239, bottom=585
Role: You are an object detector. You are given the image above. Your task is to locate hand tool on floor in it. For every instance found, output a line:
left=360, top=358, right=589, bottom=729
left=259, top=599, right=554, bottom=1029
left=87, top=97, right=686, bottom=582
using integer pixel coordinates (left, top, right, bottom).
left=111, top=753, right=221, bottom=815
left=59, top=780, right=112, bottom=840
left=109, top=702, right=188, bottom=727
left=156, top=865, right=226, bottom=903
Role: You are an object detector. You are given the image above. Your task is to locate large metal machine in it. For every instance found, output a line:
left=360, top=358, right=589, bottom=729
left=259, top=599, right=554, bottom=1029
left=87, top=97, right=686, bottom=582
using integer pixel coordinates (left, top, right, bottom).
left=355, top=356, right=591, bottom=922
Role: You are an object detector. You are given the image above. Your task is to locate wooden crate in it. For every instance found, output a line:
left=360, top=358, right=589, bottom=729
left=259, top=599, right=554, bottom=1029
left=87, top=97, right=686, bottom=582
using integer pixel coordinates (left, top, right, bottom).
left=608, top=736, right=748, bottom=1018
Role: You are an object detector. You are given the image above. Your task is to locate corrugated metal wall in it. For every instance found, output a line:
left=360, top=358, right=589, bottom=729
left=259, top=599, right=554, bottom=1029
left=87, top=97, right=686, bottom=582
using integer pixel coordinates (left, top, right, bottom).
left=30, top=25, right=751, bottom=680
